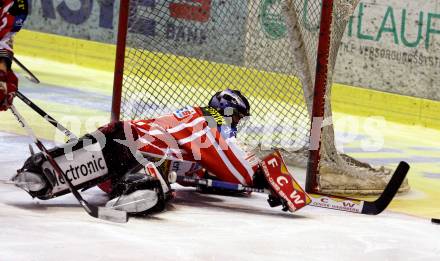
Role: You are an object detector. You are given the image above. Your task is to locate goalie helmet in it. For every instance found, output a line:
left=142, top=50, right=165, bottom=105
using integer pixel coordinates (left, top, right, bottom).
left=208, top=89, right=250, bottom=117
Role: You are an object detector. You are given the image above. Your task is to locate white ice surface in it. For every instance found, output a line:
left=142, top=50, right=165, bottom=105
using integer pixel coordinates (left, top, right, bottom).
left=1, top=132, right=440, bottom=261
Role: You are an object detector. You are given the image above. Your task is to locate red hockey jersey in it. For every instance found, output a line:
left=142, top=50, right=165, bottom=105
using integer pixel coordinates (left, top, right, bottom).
left=129, top=106, right=257, bottom=186
left=0, top=0, right=27, bottom=47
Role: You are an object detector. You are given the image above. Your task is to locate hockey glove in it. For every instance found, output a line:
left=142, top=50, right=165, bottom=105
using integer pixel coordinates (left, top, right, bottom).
left=0, top=69, right=17, bottom=111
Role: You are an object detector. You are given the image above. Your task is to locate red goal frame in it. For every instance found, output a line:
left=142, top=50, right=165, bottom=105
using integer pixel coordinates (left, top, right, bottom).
left=111, top=0, right=130, bottom=122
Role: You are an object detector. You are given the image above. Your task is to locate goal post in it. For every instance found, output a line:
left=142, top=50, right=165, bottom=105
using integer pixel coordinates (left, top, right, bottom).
left=111, top=0, right=409, bottom=196
left=111, top=0, right=130, bottom=122
left=306, top=0, right=334, bottom=193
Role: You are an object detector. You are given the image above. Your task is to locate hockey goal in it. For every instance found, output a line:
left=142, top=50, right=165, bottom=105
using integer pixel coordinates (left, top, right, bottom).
left=111, top=0, right=409, bottom=196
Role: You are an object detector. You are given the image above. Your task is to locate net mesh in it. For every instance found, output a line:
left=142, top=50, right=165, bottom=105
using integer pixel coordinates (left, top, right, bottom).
left=118, top=0, right=409, bottom=196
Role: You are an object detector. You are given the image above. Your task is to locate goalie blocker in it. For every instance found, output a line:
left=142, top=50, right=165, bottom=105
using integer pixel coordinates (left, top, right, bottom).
left=261, top=151, right=311, bottom=212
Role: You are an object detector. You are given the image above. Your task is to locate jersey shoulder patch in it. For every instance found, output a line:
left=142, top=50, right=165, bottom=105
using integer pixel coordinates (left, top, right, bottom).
left=173, top=106, right=196, bottom=119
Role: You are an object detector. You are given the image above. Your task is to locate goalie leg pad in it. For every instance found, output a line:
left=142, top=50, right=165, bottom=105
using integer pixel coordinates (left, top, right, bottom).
left=14, top=124, right=140, bottom=199
left=106, top=189, right=159, bottom=214
left=107, top=163, right=174, bottom=215
left=14, top=139, right=112, bottom=199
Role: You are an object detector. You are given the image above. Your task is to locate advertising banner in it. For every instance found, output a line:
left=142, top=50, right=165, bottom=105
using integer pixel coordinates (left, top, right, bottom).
left=334, top=0, right=440, bottom=100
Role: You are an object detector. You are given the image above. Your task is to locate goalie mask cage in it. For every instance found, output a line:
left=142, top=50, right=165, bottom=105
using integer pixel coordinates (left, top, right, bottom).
left=112, top=0, right=409, bottom=196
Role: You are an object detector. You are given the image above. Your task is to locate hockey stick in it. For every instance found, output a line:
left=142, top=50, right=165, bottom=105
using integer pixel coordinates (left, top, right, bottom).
left=9, top=105, right=128, bottom=223
left=176, top=161, right=409, bottom=215
left=309, top=161, right=409, bottom=215
left=13, top=56, right=40, bottom=84
left=177, top=176, right=268, bottom=193
left=16, top=91, right=78, bottom=141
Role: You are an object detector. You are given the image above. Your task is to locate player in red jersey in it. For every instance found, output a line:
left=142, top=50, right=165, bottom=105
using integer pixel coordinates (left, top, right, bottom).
left=0, top=0, right=28, bottom=111
left=12, top=89, right=289, bottom=214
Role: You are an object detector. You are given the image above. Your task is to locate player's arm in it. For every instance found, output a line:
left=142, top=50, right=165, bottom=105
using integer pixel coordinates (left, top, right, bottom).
left=190, top=115, right=310, bottom=212
left=0, top=0, right=29, bottom=40
left=0, top=0, right=29, bottom=111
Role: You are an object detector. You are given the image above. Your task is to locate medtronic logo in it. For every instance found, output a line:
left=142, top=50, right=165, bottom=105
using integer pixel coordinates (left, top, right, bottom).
left=260, top=0, right=287, bottom=40
left=42, top=143, right=108, bottom=194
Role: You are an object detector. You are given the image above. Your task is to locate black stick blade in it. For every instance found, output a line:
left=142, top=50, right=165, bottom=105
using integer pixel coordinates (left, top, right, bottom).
left=362, top=161, right=410, bottom=215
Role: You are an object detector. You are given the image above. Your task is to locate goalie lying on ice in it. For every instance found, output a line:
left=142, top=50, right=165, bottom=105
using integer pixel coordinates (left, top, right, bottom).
left=11, top=89, right=309, bottom=215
